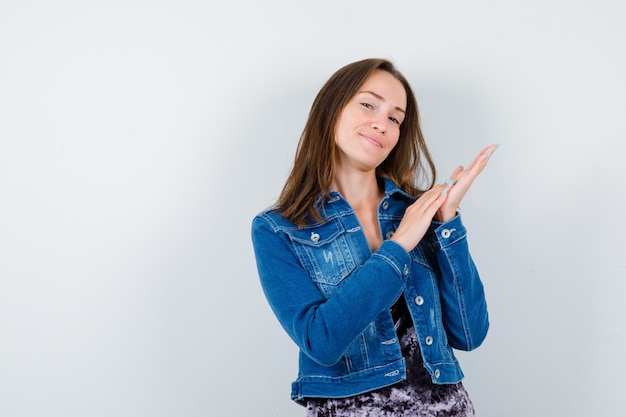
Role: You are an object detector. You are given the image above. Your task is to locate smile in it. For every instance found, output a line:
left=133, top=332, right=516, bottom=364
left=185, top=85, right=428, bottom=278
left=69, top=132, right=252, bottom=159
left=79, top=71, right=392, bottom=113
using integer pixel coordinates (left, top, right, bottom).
left=360, top=133, right=382, bottom=148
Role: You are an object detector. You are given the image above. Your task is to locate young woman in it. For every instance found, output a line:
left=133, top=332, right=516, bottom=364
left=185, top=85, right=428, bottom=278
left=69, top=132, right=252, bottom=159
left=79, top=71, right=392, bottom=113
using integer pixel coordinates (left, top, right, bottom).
left=251, top=58, right=497, bottom=416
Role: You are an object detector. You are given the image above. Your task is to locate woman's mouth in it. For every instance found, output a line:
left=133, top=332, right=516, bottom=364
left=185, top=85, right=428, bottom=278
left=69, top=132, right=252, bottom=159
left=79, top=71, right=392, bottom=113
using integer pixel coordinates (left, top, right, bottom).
left=360, top=134, right=382, bottom=148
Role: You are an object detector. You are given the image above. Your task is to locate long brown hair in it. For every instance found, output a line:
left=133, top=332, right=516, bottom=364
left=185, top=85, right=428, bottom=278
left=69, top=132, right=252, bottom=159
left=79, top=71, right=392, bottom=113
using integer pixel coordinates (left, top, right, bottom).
left=276, top=58, right=436, bottom=227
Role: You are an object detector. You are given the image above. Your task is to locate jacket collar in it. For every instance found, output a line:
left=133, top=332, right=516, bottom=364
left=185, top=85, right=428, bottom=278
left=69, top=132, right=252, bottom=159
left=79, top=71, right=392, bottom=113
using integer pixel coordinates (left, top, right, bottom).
left=381, top=177, right=414, bottom=201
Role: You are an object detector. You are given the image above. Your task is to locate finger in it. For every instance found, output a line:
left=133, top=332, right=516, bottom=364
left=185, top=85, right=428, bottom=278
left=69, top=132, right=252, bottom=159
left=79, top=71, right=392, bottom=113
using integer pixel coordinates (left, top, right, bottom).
left=421, top=184, right=448, bottom=204
left=409, top=184, right=448, bottom=214
left=462, top=143, right=500, bottom=178
left=462, top=145, right=489, bottom=172
left=449, top=165, right=464, bottom=180
left=476, top=143, right=499, bottom=165
left=484, top=143, right=500, bottom=159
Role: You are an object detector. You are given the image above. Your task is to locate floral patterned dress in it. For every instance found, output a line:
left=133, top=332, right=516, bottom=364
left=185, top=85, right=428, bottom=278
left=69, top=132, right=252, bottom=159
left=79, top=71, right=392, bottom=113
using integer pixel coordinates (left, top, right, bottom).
left=305, top=297, right=475, bottom=417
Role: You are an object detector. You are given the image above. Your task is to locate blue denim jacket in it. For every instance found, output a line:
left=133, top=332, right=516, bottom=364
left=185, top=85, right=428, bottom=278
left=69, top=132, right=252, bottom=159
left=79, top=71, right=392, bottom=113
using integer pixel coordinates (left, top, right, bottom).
left=251, top=179, right=489, bottom=404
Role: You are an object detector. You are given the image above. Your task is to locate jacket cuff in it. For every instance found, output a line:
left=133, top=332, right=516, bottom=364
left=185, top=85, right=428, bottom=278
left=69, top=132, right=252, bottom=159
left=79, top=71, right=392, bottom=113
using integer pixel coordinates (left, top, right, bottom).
left=431, top=214, right=467, bottom=249
left=373, top=239, right=413, bottom=278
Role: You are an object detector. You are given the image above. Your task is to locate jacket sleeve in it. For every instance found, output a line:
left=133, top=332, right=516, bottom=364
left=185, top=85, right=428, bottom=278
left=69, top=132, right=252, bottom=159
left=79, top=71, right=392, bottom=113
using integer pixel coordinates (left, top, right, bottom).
left=251, top=214, right=411, bottom=367
left=430, top=214, right=489, bottom=351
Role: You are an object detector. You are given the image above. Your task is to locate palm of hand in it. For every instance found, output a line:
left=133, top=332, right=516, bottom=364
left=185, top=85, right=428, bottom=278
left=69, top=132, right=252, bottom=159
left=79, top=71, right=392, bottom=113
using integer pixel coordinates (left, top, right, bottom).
left=436, top=144, right=499, bottom=222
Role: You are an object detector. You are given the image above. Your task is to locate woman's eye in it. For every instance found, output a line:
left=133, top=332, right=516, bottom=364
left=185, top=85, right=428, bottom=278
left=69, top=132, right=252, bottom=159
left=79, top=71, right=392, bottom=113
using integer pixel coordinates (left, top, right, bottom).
left=360, top=102, right=374, bottom=109
left=389, top=116, right=400, bottom=125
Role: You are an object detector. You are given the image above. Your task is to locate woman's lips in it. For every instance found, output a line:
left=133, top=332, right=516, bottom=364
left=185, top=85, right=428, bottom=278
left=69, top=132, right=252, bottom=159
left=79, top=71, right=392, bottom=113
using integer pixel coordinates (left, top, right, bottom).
left=360, top=133, right=382, bottom=148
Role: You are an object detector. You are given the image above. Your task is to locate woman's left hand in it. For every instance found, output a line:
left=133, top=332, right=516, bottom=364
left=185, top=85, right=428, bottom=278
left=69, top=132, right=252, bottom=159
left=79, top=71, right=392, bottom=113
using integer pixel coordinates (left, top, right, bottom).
left=435, top=143, right=499, bottom=222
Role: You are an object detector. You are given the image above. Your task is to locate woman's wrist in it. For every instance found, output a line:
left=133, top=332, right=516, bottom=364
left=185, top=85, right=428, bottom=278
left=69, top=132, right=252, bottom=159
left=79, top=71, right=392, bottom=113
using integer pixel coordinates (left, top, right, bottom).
left=435, top=208, right=459, bottom=223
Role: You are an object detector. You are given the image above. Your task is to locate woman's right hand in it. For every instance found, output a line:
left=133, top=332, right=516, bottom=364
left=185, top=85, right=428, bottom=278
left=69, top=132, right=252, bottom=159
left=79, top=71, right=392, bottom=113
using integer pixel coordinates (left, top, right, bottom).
left=390, top=183, right=450, bottom=252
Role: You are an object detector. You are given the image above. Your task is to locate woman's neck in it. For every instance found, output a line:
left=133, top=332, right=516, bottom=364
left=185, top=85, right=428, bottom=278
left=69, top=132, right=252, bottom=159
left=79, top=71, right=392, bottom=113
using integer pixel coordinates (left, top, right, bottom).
left=330, top=170, right=383, bottom=209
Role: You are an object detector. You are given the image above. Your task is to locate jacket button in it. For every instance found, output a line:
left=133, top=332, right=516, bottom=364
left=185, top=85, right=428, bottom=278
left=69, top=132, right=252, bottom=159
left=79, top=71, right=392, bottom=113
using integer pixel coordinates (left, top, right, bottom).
left=414, top=296, right=424, bottom=306
left=386, top=231, right=394, bottom=239
left=310, top=232, right=320, bottom=243
left=434, top=369, right=441, bottom=378
left=425, top=336, right=433, bottom=346
left=403, top=264, right=409, bottom=275
left=441, top=229, right=451, bottom=238
left=382, top=201, right=389, bottom=210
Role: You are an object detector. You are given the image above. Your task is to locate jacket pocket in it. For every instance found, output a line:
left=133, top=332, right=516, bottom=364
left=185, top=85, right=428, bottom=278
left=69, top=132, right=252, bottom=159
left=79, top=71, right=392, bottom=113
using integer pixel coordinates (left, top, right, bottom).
left=288, top=221, right=357, bottom=298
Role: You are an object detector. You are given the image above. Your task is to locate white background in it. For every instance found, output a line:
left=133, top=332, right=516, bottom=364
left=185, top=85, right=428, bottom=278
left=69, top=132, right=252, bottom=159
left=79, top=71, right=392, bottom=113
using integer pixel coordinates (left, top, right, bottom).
left=1, top=1, right=625, bottom=416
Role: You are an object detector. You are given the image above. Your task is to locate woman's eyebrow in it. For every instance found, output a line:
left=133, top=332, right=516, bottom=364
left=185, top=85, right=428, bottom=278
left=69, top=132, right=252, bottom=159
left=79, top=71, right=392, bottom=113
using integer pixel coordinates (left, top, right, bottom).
left=358, top=90, right=406, bottom=113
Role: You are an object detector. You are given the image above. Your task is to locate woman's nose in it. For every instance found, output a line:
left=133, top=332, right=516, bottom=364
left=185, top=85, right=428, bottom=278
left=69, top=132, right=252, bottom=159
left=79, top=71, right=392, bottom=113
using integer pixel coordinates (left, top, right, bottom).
left=371, top=115, right=387, bottom=133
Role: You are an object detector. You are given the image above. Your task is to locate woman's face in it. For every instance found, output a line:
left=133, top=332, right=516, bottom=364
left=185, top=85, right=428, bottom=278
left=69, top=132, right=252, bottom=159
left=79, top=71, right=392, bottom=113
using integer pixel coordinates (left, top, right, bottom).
left=334, top=70, right=407, bottom=174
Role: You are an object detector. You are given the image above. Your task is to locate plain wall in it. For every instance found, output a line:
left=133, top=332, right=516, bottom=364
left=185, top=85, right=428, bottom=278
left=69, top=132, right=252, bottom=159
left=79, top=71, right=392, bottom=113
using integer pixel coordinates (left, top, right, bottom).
left=1, top=1, right=624, bottom=416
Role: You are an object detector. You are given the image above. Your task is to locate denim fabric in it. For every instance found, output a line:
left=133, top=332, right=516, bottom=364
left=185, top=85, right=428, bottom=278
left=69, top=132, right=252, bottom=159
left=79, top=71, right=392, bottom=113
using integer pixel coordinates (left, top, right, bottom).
left=251, top=178, right=489, bottom=404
